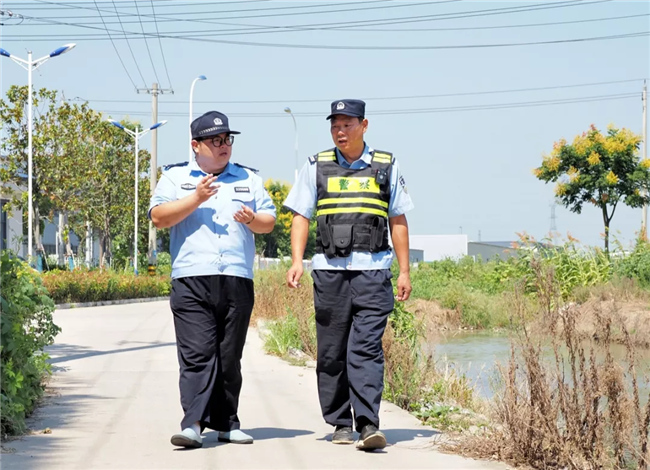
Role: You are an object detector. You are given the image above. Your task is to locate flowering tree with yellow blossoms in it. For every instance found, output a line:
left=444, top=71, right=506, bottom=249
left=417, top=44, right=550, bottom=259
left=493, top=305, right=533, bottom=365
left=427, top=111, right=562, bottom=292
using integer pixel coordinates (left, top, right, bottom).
left=534, top=124, right=650, bottom=252
left=255, top=179, right=316, bottom=258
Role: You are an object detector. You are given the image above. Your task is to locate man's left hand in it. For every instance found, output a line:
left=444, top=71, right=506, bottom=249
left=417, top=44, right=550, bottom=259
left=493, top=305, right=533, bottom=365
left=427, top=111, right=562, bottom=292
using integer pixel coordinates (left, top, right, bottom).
left=234, top=205, right=256, bottom=225
left=396, top=272, right=412, bottom=302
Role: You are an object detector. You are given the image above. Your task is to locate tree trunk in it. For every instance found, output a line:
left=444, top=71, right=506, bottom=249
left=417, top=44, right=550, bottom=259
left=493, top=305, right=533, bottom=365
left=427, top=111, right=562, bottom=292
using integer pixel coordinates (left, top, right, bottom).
left=601, top=205, right=610, bottom=254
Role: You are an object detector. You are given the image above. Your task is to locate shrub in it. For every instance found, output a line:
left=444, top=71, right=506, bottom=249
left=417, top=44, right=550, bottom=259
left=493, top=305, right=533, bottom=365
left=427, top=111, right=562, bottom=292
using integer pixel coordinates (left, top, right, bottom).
left=614, top=239, right=650, bottom=288
left=156, top=251, right=172, bottom=277
left=0, top=251, right=60, bottom=435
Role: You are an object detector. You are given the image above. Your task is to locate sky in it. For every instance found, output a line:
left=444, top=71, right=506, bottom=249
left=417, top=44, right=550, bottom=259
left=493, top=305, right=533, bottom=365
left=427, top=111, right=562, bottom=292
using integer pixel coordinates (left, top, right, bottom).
left=1, top=0, right=649, bottom=249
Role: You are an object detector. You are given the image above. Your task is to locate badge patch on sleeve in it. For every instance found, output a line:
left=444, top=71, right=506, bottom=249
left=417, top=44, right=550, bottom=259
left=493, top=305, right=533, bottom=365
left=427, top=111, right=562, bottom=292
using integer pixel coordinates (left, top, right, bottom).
left=181, top=183, right=196, bottom=190
left=399, top=176, right=408, bottom=194
left=234, top=187, right=250, bottom=193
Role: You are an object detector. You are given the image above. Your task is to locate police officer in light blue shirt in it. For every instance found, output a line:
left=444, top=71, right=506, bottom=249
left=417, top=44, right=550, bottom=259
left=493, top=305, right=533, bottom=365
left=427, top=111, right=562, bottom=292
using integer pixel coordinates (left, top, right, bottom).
left=149, top=111, right=276, bottom=449
left=284, top=99, right=414, bottom=451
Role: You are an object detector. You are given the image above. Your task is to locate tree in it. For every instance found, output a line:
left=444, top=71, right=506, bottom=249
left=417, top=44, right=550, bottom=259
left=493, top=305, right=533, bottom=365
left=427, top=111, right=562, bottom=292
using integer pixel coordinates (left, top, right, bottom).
left=0, top=86, right=151, bottom=269
left=255, top=179, right=317, bottom=259
left=534, top=124, right=650, bottom=252
left=0, top=86, right=79, bottom=258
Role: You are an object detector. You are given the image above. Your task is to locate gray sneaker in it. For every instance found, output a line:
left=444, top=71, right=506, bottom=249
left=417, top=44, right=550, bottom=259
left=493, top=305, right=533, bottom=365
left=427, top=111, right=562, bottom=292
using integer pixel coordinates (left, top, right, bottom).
left=171, top=428, right=202, bottom=448
left=218, top=429, right=254, bottom=444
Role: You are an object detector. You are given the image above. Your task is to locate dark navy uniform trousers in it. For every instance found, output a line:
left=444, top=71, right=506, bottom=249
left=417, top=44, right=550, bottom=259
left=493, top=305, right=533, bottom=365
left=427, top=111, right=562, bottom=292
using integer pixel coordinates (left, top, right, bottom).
left=170, top=275, right=254, bottom=432
left=311, top=269, right=394, bottom=432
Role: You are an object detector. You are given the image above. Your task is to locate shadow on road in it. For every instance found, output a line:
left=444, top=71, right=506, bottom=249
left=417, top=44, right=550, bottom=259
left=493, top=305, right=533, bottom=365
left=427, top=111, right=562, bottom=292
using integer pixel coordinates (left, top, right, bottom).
left=200, top=427, right=314, bottom=445
left=0, top=391, right=113, bottom=470
left=47, top=341, right=176, bottom=364
left=383, top=427, right=439, bottom=444
left=316, top=427, right=439, bottom=445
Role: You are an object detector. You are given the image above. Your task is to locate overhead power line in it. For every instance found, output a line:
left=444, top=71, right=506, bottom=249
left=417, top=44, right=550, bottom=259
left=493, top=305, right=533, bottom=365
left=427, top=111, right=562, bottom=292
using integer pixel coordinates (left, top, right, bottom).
left=9, top=12, right=648, bottom=38
left=11, top=0, right=607, bottom=33
left=5, top=3, right=646, bottom=50
left=95, top=92, right=639, bottom=118
left=110, top=0, right=147, bottom=87
left=150, top=0, right=173, bottom=90
left=132, top=0, right=161, bottom=86
left=92, top=0, right=137, bottom=89
left=4, top=0, right=267, bottom=10
left=78, top=30, right=648, bottom=50
left=69, top=78, right=647, bottom=105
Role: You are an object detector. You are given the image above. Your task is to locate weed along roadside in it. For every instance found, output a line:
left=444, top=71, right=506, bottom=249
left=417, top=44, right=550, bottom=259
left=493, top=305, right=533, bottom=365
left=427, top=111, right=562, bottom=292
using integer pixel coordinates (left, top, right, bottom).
left=253, top=239, right=650, bottom=468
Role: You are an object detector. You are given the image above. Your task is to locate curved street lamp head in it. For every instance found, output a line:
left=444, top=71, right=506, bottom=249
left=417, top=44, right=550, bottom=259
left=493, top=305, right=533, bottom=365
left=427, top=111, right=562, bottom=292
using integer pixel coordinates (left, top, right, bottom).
left=107, top=118, right=125, bottom=130
left=0, top=48, right=11, bottom=58
left=198, top=75, right=207, bottom=81
left=50, top=43, right=76, bottom=58
left=149, top=120, right=168, bottom=131
left=284, top=107, right=292, bottom=114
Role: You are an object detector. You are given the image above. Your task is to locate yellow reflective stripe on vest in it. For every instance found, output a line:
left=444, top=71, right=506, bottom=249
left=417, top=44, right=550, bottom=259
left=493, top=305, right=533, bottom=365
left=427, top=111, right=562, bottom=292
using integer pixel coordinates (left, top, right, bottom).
left=316, top=207, right=388, bottom=217
left=373, top=152, right=392, bottom=161
left=317, top=197, right=388, bottom=208
left=317, top=150, right=336, bottom=162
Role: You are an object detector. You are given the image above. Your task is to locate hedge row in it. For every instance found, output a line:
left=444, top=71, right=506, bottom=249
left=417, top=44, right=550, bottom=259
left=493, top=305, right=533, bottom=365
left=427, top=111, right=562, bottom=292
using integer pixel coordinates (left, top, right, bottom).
left=42, top=269, right=171, bottom=304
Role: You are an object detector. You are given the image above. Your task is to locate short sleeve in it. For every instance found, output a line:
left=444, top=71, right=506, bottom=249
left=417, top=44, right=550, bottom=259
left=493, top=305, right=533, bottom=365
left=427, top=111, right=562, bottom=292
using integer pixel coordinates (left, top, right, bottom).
left=253, top=177, right=277, bottom=218
left=283, top=160, right=317, bottom=219
left=388, top=160, right=414, bottom=218
left=148, top=172, right=178, bottom=219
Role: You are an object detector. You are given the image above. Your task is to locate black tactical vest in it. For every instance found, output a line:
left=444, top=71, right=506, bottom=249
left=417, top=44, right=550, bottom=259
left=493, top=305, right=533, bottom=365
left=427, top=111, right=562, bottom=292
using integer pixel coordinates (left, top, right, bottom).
left=314, top=148, right=393, bottom=258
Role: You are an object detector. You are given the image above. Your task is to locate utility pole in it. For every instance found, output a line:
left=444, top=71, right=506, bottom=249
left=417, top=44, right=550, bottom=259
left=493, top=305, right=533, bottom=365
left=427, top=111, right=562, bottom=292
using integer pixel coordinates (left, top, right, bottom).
left=550, top=202, right=557, bottom=232
left=642, top=80, right=648, bottom=240
left=137, top=82, right=173, bottom=274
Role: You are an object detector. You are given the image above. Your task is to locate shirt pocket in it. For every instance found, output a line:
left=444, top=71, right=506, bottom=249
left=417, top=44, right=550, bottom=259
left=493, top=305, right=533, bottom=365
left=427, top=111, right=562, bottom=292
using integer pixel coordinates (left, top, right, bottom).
left=230, top=193, right=256, bottom=213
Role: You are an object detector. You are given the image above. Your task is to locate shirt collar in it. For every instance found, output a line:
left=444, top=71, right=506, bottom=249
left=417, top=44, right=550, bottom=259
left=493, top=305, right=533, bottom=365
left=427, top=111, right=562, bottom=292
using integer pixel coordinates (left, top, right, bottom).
left=190, top=159, right=236, bottom=177
left=335, top=143, right=373, bottom=168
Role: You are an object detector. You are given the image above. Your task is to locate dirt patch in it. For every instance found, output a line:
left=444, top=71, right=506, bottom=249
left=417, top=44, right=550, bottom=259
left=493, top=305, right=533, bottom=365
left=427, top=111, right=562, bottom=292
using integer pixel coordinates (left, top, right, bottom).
left=406, top=298, right=462, bottom=342
left=573, top=297, right=650, bottom=347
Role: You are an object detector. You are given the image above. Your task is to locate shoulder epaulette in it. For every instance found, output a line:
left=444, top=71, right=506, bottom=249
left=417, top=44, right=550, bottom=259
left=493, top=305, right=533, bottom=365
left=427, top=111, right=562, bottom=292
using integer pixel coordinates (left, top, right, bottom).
left=372, top=150, right=394, bottom=164
left=308, top=155, right=317, bottom=164
left=234, top=163, right=259, bottom=173
left=163, top=161, right=189, bottom=171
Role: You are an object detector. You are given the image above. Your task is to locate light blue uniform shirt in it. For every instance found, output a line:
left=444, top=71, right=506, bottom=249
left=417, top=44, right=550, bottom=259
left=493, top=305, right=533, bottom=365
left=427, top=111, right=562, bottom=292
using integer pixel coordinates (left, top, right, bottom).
left=149, top=159, right=276, bottom=280
left=283, top=144, right=414, bottom=270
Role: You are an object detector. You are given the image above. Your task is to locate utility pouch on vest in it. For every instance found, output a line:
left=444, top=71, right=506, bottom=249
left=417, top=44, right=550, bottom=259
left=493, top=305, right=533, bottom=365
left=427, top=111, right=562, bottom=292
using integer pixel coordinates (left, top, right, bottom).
left=318, top=218, right=335, bottom=257
left=332, top=224, right=353, bottom=257
left=371, top=217, right=385, bottom=250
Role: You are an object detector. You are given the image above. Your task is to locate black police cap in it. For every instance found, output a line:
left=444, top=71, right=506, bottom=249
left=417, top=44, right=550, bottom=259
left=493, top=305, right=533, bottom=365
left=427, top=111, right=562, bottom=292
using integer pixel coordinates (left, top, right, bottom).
left=326, top=99, right=366, bottom=120
left=191, top=111, right=240, bottom=140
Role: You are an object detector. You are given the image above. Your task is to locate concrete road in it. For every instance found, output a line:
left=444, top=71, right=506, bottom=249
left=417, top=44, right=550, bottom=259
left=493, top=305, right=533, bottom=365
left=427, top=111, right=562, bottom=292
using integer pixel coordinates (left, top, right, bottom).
left=1, top=301, right=507, bottom=470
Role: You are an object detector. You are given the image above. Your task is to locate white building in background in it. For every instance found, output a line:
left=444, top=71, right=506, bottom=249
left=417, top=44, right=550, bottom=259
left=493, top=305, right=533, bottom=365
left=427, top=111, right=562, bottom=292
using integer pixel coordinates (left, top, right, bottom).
left=409, top=234, right=468, bottom=262
left=1, top=198, right=25, bottom=258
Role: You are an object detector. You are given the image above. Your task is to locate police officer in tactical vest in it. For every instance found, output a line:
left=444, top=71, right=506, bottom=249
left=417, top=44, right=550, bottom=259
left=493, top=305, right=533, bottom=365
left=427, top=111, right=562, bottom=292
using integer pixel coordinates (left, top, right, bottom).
left=284, top=99, right=414, bottom=451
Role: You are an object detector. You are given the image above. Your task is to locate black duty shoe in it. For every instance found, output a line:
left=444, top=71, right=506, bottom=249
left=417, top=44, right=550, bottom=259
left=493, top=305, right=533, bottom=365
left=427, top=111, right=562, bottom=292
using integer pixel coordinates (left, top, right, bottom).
left=356, top=424, right=386, bottom=451
left=331, top=425, right=354, bottom=444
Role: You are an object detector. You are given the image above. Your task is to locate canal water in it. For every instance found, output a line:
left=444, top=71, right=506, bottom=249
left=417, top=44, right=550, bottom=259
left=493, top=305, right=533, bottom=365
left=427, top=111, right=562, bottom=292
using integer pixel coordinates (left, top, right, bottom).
left=433, top=331, right=650, bottom=399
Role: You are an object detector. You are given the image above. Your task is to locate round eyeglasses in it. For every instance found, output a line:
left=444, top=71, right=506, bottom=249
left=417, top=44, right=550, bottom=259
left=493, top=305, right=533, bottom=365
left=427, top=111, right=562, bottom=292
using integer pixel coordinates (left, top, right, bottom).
left=203, top=135, right=235, bottom=147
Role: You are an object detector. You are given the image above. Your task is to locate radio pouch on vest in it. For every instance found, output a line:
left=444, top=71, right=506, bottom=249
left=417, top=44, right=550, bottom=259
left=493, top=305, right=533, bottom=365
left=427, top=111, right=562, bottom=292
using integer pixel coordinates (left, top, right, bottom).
left=371, top=217, right=385, bottom=251
left=332, top=224, right=353, bottom=257
left=318, top=218, right=335, bottom=257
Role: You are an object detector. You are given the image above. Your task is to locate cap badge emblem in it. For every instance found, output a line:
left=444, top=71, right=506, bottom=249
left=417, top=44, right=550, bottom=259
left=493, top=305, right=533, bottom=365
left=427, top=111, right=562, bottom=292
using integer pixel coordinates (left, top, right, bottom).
left=213, top=118, right=223, bottom=126
left=336, top=102, right=345, bottom=110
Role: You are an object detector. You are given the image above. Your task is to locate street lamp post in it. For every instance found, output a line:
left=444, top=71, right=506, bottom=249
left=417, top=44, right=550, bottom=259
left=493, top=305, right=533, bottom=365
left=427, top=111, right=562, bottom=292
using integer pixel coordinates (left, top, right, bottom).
left=107, top=119, right=167, bottom=275
left=284, top=107, right=299, bottom=182
left=0, top=44, right=76, bottom=263
left=189, top=75, right=207, bottom=159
